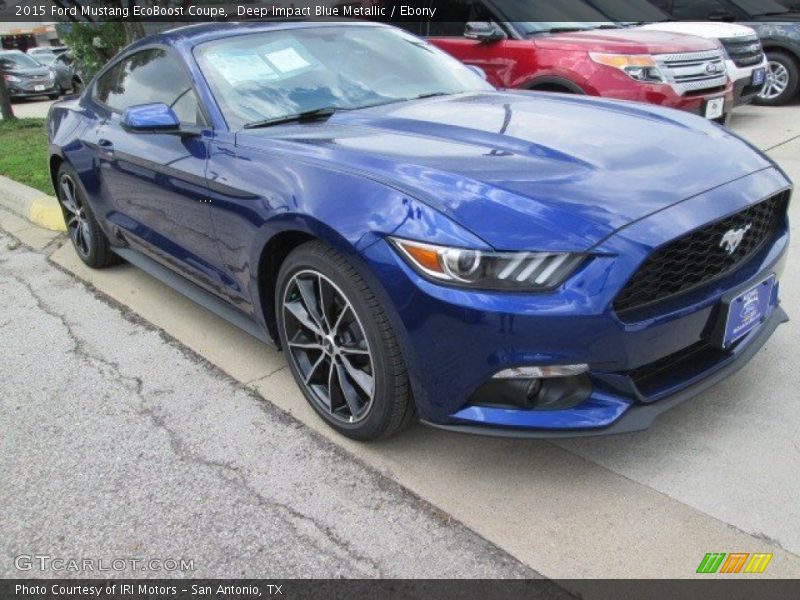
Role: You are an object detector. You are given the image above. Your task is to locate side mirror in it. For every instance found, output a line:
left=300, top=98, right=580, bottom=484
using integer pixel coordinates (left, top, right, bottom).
left=466, top=65, right=488, bottom=80
left=464, top=21, right=506, bottom=43
left=121, top=102, right=192, bottom=135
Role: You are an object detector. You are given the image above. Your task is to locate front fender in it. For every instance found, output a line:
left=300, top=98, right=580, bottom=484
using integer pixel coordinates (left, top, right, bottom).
left=205, top=137, right=487, bottom=340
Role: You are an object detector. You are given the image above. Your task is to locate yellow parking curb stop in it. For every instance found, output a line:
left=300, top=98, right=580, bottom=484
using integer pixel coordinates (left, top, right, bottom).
left=28, top=196, right=66, bottom=232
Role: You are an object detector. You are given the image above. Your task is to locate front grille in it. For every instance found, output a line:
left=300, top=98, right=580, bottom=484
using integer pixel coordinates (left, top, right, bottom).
left=627, top=337, right=743, bottom=398
left=614, top=192, right=788, bottom=315
left=655, top=50, right=727, bottom=95
left=720, top=35, right=765, bottom=68
left=629, top=340, right=717, bottom=389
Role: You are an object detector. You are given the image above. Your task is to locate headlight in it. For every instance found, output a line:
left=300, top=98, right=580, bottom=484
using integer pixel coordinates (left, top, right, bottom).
left=589, top=53, right=665, bottom=83
left=3, top=74, right=21, bottom=83
left=389, top=238, right=585, bottom=291
left=48, top=69, right=56, bottom=80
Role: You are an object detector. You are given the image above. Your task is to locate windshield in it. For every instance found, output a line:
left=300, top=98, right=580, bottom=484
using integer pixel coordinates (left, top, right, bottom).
left=730, top=0, right=790, bottom=15
left=195, top=25, right=493, bottom=130
left=34, top=53, right=57, bottom=65
left=0, top=52, right=42, bottom=70
left=584, top=0, right=671, bottom=22
left=489, top=0, right=615, bottom=34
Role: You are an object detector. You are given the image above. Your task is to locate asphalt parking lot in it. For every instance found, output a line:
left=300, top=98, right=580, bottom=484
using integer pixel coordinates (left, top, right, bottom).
left=1, top=98, right=799, bottom=590
left=3, top=97, right=57, bottom=119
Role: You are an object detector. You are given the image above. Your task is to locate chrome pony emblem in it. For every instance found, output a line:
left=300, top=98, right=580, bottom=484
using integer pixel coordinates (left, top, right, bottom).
left=720, top=224, right=752, bottom=255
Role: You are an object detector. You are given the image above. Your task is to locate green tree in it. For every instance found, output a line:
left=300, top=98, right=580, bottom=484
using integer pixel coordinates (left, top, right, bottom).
left=60, top=22, right=127, bottom=78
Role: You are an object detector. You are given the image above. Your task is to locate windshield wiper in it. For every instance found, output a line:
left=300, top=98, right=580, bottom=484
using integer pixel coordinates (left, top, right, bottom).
left=243, top=107, right=337, bottom=129
left=531, top=27, right=586, bottom=34
left=531, top=26, right=609, bottom=35
left=409, top=92, right=452, bottom=100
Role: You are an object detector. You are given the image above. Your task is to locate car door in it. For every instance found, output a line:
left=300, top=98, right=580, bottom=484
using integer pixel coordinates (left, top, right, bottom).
left=90, top=48, right=231, bottom=298
left=423, top=0, right=521, bottom=88
left=53, top=54, right=74, bottom=91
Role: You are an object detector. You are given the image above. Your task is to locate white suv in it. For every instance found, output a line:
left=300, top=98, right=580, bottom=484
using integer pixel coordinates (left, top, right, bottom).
left=638, top=22, right=768, bottom=106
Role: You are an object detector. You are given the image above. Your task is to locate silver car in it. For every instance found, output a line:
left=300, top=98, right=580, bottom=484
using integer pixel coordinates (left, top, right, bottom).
left=31, top=52, right=84, bottom=94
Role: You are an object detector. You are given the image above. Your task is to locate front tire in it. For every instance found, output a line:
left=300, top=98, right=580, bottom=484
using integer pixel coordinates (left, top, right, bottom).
left=56, top=163, right=119, bottom=268
left=755, top=51, right=799, bottom=106
left=276, top=241, right=415, bottom=440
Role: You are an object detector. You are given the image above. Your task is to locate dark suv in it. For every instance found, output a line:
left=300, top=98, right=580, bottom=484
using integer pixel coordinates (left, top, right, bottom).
left=650, top=0, right=800, bottom=105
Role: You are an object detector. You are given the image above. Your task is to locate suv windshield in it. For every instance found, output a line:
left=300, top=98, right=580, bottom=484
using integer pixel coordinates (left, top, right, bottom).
left=731, top=0, right=790, bottom=15
left=0, top=52, right=42, bottom=70
left=195, top=25, right=493, bottom=130
left=33, top=53, right=57, bottom=65
left=584, top=0, right=672, bottom=23
left=489, top=0, right=615, bottom=34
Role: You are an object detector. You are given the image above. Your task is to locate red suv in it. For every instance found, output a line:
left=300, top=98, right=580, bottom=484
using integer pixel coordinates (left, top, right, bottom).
left=401, top=0, right=734, bottom=123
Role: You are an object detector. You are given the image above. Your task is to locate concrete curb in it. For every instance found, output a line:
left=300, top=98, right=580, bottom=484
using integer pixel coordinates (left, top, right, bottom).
left=0, top=174, right=66, bottom=232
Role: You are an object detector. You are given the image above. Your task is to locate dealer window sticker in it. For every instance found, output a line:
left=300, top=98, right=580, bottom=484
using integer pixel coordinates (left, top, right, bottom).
left=260, top=40, right=319, bottom=77
left=205, top=51, right=278, bottom=85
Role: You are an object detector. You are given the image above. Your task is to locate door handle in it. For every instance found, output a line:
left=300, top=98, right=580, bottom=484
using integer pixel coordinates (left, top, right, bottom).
left=98, top=138, right=114, bottom=154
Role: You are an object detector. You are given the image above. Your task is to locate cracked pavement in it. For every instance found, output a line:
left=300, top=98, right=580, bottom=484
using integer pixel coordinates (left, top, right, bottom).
left=0, top=231, right=553, bottom=582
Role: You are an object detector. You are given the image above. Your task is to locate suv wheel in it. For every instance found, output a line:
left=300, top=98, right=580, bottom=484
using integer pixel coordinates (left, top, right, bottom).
left=276, top=241, right=415, bottom=440
left=755, top=51, right=799, bottom=106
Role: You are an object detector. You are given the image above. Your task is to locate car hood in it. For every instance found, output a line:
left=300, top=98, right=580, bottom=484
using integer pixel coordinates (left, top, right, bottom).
left=638, top=21, right=758, bottom=39
left=532, top=28, right=718, bottom=54
left=236, top=92, right=773, bottom=252
left=5, top=66, right=50, bottom=76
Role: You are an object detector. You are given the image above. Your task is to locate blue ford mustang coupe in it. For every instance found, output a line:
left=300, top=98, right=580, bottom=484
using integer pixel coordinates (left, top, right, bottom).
left=46, top=21, right=791, bottom=440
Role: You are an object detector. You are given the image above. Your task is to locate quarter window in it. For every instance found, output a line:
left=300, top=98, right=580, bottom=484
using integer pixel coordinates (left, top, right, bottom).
left=93, top=48, right=203, bottom=125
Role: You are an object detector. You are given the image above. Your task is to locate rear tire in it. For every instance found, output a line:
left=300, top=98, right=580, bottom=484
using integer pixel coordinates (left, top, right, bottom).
left=276, top=241, right=415, bottom=440
left=56, top=163, right=119, bottom=269
left=755, top=51, right=799, bottom=106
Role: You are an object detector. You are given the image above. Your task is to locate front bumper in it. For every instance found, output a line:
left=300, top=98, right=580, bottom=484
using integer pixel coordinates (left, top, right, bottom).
left=727, top=57, right=768, bottom=106
left=8, top=82, right=58, bottom=98
left=733, top=75, right=765, bottom=106
left=424, top=304, right=788, bottom=438
left=584, top=69, right=735, bottom=122
left=361, top=169, right=791, bottom=438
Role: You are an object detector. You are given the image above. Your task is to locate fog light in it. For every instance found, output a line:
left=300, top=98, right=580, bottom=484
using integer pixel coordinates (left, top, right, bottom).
left=492, top=364, right=589, bottom=379
left=526, top=378, right=542, bottom=402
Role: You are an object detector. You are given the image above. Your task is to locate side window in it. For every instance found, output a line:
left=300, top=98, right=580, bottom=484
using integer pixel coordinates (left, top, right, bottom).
left=671, top=0, right=730, bottom=19
left=426, top=0, right=495, bottom=37
left=94, top=61, right=124, bottom=106
left=93, top=49, right=204, bottom=125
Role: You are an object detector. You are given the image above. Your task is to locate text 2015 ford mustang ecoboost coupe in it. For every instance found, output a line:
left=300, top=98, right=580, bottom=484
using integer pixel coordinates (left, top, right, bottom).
left=46, top=22, right=791, bottom=440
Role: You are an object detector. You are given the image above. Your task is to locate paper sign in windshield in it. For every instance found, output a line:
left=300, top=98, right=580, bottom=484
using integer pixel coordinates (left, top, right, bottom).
left=264, top=47, right=311, bottom=74
left=206, top=51, right=278, bottom=85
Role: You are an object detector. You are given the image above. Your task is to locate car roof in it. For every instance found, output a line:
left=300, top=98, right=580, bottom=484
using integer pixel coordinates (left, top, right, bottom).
left=128, top=20, right=388, bottom=53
